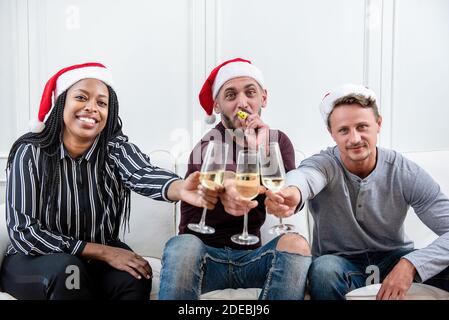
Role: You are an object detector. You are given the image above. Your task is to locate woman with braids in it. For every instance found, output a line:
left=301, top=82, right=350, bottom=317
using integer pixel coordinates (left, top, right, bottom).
left=0, top=62, right=217, bottom=300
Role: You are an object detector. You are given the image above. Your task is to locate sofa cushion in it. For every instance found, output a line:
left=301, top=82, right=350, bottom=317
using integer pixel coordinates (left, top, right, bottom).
left=123, top=150, right=177, bottom=259
left=201, top=288, right=261, bottom=300
left=125, top=192, right=176, bottom=259
left=145, top=257, right=162, bottom=300
left=346, top=283, right=449, bottom=300
left=0, top=203, right=9, bottom=268
left=0, top=291, right=15, bottom=300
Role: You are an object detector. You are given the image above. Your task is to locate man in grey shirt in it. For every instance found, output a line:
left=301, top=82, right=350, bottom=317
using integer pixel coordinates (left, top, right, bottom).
left=265, top=84, right=449, bottom=299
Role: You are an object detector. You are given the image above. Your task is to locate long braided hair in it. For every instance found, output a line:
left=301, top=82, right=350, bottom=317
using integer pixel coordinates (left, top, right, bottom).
left=6, top=85, right=132, bottom=231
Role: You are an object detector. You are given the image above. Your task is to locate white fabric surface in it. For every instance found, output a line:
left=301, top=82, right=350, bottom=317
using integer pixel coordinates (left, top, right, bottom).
left=0, top=292, right=15, bottom=300
left=346, top=283, right=449, bottom=300
left=0, top=203, right=8, bottom=268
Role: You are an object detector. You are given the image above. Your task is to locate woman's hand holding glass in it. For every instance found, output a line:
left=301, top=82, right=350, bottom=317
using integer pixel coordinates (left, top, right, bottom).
left=187, top=141, right=228, bottom=234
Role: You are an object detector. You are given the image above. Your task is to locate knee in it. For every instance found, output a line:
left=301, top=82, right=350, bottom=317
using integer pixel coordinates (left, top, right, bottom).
left=309, top=255, right=344, bottom=283
left=164, top=234, right=204, bottom=254
left=132, top=277, right=152, bottom=300
left=112, top=273, right=152, bottom=300
left=276, top=233, right=311, bottom=256
left=162, top=234, right=205, bottom=266
left=308, top=255, right=353, bottom=300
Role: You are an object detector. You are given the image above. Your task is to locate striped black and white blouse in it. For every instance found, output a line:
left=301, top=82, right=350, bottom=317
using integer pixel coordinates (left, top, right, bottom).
left=5, top=134, right=180, bottom=256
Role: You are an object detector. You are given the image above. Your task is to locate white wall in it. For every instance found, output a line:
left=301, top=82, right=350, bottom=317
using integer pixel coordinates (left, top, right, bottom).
left=391, top=0, right=449, bottom=151
left=1, top=0, right=449, bottom=204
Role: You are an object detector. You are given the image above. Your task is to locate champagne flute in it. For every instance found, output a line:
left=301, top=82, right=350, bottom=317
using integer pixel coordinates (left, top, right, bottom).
left=231, top=149, right=260, bottom=245
left=260, top=142, right=295, bottom=235
left=188, top=141, right=228, bottom=234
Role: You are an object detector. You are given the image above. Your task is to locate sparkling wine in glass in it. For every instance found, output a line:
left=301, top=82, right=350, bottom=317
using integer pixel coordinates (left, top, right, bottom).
left=260, top=142, right=295, bottom=235
left=188, top=141, right=228, bottom=234
left=231, top=149, right=260, bottom=245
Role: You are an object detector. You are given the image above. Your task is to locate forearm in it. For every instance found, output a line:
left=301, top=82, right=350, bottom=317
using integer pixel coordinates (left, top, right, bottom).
left=123, top=168, right=181, bottom=202
left=79, top=242, right=108, bottom=261
left=404, top=231, right=449, bottom=282
left=166, top=179, right=185, bottom=202
left=111, top=139, right=181, bottom=201
left=286, top=167, right=326, bottom=210
left=289, top=185, right=303, bottom=213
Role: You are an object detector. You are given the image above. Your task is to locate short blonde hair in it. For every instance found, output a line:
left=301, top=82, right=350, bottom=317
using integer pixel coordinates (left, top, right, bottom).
left=327, top=94, right=379, bottom=129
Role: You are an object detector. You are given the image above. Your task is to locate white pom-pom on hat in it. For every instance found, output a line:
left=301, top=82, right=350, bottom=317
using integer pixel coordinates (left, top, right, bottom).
left=204, top=113, right=216, bottom=125
left=319, top=83, right=377, bottom=125
left=29, top=118, right=46, bottom=133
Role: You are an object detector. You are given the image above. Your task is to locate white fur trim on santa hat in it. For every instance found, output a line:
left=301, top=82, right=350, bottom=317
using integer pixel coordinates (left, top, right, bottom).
left=212, top=61, right=264, bottom=99
left=29, top=118, right=45, bottom=133
left=319, top=83, right=377, bottom=125
left=205, top=113, right=216, bottom=125
left=55, top=66, right=114, bottom=98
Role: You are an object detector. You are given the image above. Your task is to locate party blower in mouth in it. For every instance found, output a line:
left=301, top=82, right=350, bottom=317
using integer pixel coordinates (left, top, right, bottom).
left=237, top=110, right=249, bottom=120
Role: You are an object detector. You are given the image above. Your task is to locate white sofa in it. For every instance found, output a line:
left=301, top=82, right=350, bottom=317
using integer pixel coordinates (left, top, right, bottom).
left=1, top=149, right=449, bottom=300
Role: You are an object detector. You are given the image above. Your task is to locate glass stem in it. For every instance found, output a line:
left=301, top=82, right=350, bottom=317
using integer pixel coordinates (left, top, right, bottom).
left=199, top=207, right=207, bottom=227
left=242, top=213, right=249, bottom=239
left=279, top=217, right=283, bottom=225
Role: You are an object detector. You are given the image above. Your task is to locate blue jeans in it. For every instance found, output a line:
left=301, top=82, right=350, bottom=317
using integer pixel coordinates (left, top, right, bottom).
left=158, top=234, right=312, bottom=300
left=308, top=248, right=449, bottom=300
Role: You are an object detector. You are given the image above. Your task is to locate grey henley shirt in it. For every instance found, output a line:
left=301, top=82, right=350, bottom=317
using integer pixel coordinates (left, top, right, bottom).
left=286, top=146, right=449, bottom=282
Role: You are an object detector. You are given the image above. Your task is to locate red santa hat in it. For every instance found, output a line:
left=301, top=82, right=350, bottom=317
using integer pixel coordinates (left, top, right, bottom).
left=29, top=62, right=114, bottom=133
left=198, top=57, right=265, bottom=124
left=319, top=83, right=377, bottom=125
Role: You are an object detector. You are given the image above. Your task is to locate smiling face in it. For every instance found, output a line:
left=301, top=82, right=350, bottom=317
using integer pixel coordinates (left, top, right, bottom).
left=214, top=77, right=267, bottom=130
left=328, top=103, right=382, bottom=177
left=62, top=78, right=109, bottom=148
